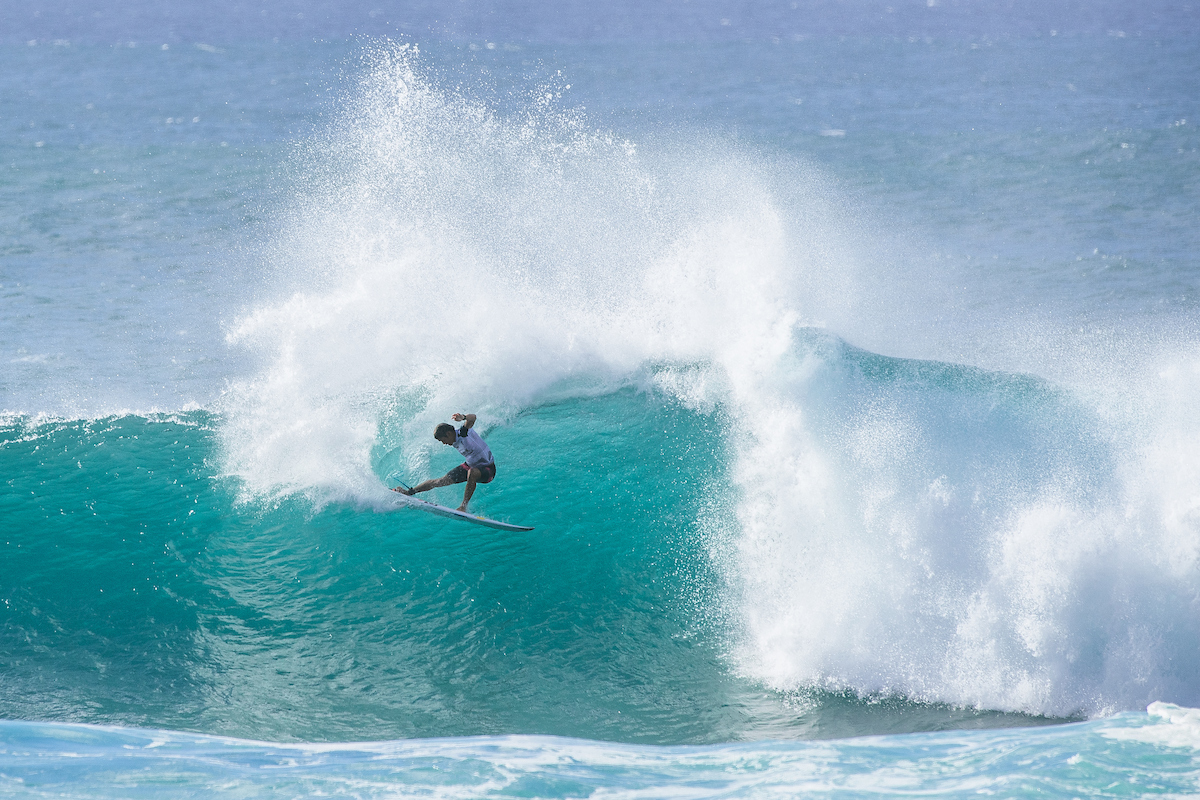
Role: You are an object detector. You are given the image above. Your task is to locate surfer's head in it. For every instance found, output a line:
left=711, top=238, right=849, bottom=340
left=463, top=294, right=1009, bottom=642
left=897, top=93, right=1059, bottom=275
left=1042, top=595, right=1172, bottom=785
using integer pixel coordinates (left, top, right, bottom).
left=434, top=423, right=456, bottom=445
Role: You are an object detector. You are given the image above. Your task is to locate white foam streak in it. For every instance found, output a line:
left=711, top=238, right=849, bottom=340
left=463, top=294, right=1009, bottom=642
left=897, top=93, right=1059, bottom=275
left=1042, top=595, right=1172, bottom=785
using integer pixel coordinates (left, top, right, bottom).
left=1104, top=703, right=1200, bottom=750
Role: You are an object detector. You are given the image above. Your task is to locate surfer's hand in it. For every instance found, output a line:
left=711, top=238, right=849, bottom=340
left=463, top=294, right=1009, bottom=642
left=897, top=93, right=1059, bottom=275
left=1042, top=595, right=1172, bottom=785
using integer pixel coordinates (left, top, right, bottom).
left=452, top=413, right=465, bottom=421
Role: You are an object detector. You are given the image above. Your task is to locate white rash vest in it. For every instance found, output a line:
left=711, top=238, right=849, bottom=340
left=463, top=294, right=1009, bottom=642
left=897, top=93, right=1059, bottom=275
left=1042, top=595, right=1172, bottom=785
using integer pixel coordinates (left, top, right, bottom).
left=454, top=426, right=494, bottom=468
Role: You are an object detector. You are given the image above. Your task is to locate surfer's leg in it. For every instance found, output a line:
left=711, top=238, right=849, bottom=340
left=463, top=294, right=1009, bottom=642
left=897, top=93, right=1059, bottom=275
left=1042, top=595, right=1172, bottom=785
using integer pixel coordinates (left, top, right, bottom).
left=397, top=472, right=457, bottom=495
left=458, top=467, right=480, bottom=512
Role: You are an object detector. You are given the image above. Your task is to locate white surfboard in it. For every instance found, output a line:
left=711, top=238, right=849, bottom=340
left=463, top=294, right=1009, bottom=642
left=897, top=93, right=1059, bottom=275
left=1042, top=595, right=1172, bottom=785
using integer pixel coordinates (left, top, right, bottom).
left=392, top=484, right=534, bottom=532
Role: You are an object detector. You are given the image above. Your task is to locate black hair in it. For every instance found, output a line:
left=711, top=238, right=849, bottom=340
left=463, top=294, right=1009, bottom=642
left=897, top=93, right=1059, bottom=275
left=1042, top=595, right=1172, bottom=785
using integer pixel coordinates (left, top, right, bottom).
left=434, top=423, right=455, bottom=440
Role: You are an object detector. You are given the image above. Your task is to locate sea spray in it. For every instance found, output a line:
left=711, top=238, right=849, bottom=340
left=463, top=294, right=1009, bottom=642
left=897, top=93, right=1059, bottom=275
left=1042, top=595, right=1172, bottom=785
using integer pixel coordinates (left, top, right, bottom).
left=217, top=43, right=852, bottom=506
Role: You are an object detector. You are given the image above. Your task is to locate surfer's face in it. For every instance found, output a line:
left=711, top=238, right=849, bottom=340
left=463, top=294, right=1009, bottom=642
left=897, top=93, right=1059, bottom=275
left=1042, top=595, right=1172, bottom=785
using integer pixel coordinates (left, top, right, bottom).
left=436, top=432, right=456, bottom=446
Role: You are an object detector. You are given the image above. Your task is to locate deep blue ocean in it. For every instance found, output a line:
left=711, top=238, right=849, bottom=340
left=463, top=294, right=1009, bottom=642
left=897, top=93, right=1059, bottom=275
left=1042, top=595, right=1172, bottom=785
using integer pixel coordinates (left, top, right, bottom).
left=4, top=1, right=1200, bottom=796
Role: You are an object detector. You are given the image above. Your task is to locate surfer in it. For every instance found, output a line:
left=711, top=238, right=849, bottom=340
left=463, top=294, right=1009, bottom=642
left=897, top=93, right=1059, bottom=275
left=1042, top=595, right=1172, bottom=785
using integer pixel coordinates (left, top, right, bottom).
left=393, top=413, right=496, bottom=511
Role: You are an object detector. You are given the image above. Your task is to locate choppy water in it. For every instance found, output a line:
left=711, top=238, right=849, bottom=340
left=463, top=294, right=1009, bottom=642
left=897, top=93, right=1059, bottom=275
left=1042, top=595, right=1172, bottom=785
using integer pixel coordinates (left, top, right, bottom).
left=3, top=704, right=1200, bottom=798
left=3, top=1, right=1200, bottom=796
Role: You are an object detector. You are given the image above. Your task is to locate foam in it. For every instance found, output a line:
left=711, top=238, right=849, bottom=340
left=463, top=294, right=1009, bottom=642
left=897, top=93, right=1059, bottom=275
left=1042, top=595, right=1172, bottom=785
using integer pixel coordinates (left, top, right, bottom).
left=1103, top=703, right=1200, bottom=750
left=719, top=336, right=1200, bottom=717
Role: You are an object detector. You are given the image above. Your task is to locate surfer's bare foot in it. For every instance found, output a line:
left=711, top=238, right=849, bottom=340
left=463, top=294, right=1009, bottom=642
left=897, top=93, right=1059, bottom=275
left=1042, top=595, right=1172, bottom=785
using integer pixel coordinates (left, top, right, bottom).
left=393, top=486, right=414, bottom=495
left=457, top=504, right=468, bottom=512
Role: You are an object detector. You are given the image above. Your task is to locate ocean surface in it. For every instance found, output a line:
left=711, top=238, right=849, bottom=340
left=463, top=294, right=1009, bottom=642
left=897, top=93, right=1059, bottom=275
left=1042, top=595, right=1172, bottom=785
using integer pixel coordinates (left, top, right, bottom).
left=3, top=1, right=1200, bottom=796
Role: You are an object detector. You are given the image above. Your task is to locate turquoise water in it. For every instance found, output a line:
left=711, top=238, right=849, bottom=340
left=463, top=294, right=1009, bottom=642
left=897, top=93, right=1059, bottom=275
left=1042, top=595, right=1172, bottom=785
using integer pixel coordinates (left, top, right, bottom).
left=0, top=379, right=1071, bottom=744
left=4, top=2, right=1200, bottom=795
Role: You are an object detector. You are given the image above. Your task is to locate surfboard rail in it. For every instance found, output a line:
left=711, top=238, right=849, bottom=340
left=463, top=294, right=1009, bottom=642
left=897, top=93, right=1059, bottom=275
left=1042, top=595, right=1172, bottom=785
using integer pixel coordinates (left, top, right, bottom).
left=392, top=483, right=534, bottom=531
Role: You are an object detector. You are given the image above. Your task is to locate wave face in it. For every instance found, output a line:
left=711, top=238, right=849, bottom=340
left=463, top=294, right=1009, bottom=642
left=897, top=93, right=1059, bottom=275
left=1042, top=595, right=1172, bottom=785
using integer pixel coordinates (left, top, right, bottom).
left=5, top=40, right=1200, bottom=752
left=219, top=44, right=1200, bottom=730
left=2, top=404, right=746, bottom=743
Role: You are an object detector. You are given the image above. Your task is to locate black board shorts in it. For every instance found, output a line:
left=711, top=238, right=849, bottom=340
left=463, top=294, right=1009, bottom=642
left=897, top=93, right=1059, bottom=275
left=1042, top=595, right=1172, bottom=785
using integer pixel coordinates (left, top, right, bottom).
left=446, top=461, right=496, bottom=485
